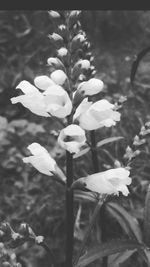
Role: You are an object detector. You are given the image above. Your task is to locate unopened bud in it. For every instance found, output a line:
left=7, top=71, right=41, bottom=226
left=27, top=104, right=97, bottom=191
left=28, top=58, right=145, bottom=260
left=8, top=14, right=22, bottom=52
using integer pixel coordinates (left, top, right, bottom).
left=58, top=24, right=69, bottom=40
left=50, top=69, right=68, bottom=85
left=47, top=57, right=65, bottom=71
left=72, top=59, right=90, bottom=79
left=48, top=10, right=61, bottom=21
left=57, top=47, right=69, bottom=65
left=48, top=33, right=63, bottom=48
left=68, top=10, right=81, bottom=28
left=71, top=33, right=86, bottom=52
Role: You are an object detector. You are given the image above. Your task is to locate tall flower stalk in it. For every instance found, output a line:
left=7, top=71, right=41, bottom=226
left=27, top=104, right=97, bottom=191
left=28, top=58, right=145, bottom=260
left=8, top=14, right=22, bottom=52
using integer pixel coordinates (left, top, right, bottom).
left=8, top=10, right=132, bottom=267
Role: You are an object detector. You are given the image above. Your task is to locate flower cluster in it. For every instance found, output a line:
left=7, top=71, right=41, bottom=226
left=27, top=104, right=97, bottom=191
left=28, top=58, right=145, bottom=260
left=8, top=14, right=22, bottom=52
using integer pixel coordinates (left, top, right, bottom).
left=10, top=10, right=131, bottom=197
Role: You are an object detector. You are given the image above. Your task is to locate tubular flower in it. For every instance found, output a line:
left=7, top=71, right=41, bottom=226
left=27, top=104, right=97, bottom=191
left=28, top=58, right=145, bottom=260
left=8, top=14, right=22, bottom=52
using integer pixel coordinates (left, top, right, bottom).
left=77, top=78, right=104, bottom=96
left=11, top=80, right=50, bottom=117
left=10, top=78, right=72, bottom=118
left=23, top=143, right=57, bottom=176
left=72, top=168, right=131, bottom=196
left=43, top=85, right=72, bottom=118
left=58, top=124, right=86, bottom=154
left=73, top=98, right=121, bottom=130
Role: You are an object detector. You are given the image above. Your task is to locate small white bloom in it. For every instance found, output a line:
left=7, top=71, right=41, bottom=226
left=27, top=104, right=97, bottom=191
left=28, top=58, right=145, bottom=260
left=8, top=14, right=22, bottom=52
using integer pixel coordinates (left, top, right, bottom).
left=77, top=78, right=104, bottom=96
left=43, top=85, right=72, bottom=118
left=72, top=168, right=131, bottom=196
left=74, top=98, right=121, bottom=130
left=58, top=124, right=86, bottom=154
left=23, top=143, right=57, bottom=176
left=50, top=69, right=68, bottom=85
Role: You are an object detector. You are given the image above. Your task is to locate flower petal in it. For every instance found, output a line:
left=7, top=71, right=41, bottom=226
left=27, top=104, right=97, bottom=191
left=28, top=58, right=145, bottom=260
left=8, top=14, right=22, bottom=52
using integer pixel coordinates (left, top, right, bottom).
left=16, top=81, right=39, bottom=94
left=34, top=76, right=55, bottom=90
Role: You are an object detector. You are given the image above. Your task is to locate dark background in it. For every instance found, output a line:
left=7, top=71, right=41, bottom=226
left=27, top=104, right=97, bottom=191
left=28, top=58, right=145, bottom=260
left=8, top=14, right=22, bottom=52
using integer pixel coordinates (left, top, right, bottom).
left=1, top=10, right=150, bottom=267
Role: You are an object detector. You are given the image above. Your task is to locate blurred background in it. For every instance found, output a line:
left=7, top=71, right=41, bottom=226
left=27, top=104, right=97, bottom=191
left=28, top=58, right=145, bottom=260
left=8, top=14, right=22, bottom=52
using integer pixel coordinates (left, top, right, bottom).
left=1, top=10, right=150, bottom=267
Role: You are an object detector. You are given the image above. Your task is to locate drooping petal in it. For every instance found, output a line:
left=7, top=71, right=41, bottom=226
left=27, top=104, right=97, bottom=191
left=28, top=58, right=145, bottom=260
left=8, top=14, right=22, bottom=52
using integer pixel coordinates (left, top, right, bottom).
left=11, top=93, right=50, bottom=117
left=16, top=81, right=39, bottom=94
left=23, top=143, right=57, bottom=176
left=58, top=124, right=86, bottom=154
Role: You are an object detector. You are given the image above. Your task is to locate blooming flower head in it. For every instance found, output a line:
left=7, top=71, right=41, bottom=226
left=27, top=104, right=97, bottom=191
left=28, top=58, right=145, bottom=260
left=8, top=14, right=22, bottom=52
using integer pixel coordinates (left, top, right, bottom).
left=72, top=168, right=131, bottom=196
left=23, top=143, right=57, bottom=176
left=10, top=77, right=72, bottom=118
left=58, top=124, right=86, bottom=154
left=73, top=98, right=121, bottom=130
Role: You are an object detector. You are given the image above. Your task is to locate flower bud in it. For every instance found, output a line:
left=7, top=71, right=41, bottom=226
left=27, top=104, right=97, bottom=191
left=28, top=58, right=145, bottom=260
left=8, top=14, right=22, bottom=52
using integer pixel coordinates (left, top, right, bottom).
left=68, top=10, right=81, bottom=28
left=72, top=59, right=90, bottom=80
left=58, top=124, right=86, bottom=154
left=48, top=10, right=61, bottom=22
left=48, top=33, right=64, bottom=48
left=47, top=57, right=65, bottom=71
left=50, top=69, right=68, bottom=85
left=71, top=33, right=86, bottom=52
left=57, top=47, right=69, bottom=65
left=58, top=24, right=69, bottom=40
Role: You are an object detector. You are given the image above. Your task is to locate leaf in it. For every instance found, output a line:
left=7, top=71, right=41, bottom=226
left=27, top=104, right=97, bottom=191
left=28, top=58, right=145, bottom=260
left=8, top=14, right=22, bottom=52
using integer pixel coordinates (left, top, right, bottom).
left=76, top=239, right=143, bottom=267
left=130, top=46, right=150, bottom=87
left=73, top=137, right=124, bottom=159
left=107, top=202, right=142, bottom=242
left=143, top=184, right=150, bottom=246
left=73, top=147, right=90, bottom=159
left=74, top=190, right=97, bottom=203
left=108, top=249, right=137, bottom=267
left=96, top=136, right=124, bottom=148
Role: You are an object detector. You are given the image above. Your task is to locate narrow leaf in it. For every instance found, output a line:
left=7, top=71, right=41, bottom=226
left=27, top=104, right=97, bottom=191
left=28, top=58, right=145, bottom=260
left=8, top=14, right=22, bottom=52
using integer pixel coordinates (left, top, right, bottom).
left=108, top=249, right=137, bottom=267
left=144, top=184, right=150, bottom=246
left=130, top=46, right=150, bottom=87
left=96, top=136, right=124, bottom=148
left=74, top=190, right=97, bottom=203
left=73, top=147, right=90, bottom=159
left=107, top=202, right=142, bottom=242
left=76, top=239, right=143, bottom=267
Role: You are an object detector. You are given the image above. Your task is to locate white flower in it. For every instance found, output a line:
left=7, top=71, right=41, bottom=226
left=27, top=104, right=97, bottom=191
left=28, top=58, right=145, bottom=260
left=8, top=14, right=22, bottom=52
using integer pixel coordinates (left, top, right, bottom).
left=11, top=79, right=72, bottom=118
left=72, top=168, right=131, bottom=196
left=11, top=81, right=50, bottom=117
left=73, top=98, right=121, bottom=130
left=58, top=124, right=86, bottom=154
left=23, top=143, right=57, bottom=176
left=50, top=70, right=68, bottom=85
left=77, top=78, right=104, bottom=96
left=43, top=84, right=72, bottom=118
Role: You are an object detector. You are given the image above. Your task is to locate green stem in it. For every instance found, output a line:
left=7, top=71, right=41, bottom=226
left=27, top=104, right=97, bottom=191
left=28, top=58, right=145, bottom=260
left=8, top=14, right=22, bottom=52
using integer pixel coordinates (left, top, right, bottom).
left=73, top=197, right=105, bottom=267
left=90, top=130, right=99, bottom=173
left=90, top=130, right=107, bottom=267
left=66, top=150, right=74, bottom=267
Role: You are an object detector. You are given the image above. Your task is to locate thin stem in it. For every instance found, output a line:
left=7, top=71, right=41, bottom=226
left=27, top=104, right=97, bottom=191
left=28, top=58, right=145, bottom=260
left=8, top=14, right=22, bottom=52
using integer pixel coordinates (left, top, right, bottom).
left=40, top=241, right=58, bottom=267
left=90, top=130, right=99, bottom=173
left=73, top=197, right=106, bottom=267
left=66, top=150, right=74, bottom=267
